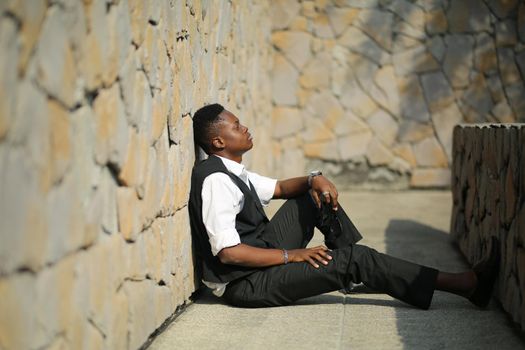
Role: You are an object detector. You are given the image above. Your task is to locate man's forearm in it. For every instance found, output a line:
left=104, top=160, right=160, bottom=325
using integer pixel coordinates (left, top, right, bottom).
left=217, top=243, right=332, bottom=269
left=273, top=176, right=309, bottom=199
left=218, top=243, right=285, bottom=267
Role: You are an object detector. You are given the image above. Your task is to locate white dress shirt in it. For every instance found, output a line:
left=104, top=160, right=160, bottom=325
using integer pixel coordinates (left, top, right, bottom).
left=201, top=156, right=277, bottom=296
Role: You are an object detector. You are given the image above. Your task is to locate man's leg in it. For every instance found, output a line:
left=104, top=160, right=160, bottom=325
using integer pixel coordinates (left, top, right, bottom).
left=261, top=193, right=362, bottom=250
left=223, top=244, right=439, bottom=309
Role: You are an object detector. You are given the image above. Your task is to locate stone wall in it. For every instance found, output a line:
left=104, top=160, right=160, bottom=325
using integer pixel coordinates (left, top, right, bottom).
left=0, top=1, right=272, bottom=349
left=270, top=0, right=525, bottom=189
left=451, top=124, right=525, bottom=331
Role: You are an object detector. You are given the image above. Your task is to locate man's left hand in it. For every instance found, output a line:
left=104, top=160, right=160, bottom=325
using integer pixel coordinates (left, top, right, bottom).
left=310, top=176, right=339, bottom=210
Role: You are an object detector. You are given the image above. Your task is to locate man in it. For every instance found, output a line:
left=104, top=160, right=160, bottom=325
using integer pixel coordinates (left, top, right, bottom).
left=188, top=103, right=499, bottom=309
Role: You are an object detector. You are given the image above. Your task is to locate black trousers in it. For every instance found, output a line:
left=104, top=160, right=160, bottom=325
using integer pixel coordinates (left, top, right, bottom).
left=223, top=194, right=439, bottom=309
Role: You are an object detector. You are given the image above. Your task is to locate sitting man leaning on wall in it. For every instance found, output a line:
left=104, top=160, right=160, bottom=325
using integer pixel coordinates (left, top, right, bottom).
left=188, top=103, right=500, bottom=309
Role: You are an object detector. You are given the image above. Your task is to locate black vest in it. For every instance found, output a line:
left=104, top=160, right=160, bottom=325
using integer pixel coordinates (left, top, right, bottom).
left=189, top=155, right=271, bottom=283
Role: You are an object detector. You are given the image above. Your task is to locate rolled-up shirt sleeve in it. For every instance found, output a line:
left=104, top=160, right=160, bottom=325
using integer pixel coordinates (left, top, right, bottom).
left=201, top=173, right=242, bottom=256
left=246, top=171, right=277, bottom=206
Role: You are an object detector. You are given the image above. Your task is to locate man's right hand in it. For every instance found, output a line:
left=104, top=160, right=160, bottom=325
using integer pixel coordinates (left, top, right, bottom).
left=288, top=245, right=332, bottom=268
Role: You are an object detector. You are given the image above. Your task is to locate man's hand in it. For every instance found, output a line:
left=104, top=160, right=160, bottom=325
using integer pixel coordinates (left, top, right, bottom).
left=288, top=245, right=333, bottom=268
left=310, top=175, right=339, bottom=210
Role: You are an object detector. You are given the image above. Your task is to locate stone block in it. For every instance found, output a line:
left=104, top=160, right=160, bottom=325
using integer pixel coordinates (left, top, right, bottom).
left=290, top=16, right=308, bottom=31
left=366, top=138, right=394, bottom=166
left=338, top=27, right=388, bottom=65
left=327, top=7, right=359, bottom=37
left=106, top=0, right=132, bottom=87
left=392, top=34, right=422, bottom=53
left=116, top=186, right=142, bottom=241
left=345, top=51, right=379, bottom=91
left=35, top=6, right=79, bottom=108
left=519, top=4, right=525, bottom=42
left=398, top=76, right=430, bottom=122
left=333, top=112, right=370, bottom=137
left=48, top=101, right=72, bottom=185
left=280, top=147, right=306, bottom=179
left=272, top=53, right=299, bottom=105
left=431, top=103, right=463, bottom=162
left=389, top=0, right=425, bottom=30
left=80, top=0, right=110, bottom=90
left=393, top=143, right=418, bottom=167
left=447, top=0, right=491, bottom=33
left=427, top=35, right=445, bottom=63
left=141, top=147, right=161, bottom=227
left=271, top=31, right=312, bottom=70
left=151, top=89, right=169, bottom=146
left=34, top=255, right=80, bottom=347
left=517, top=51, right=525, bottom=81
left=46, top=173, right=87, bottom=263
left=302, top=114, right=335, bottom=143
left=462, top=73, right=494, bottom=116
left=487, top=74, right=506, bottom=103
left=93, top=84, right=129, bottom=168
left=7, top=0, right=46, bottom=76
left=305, top=91, right=345, bottom=129
left=0, top=274, right=37, bottom=350
left=367, top=109, right=398, bottom=146
left=337, top=130, right=373, bottom=161
left=124, top=280, right=158, bottom=350
left=420, top=71, right=455, bottom=113
left=355, top=9, right=393, bottom=51
left=410, top=168, right=451, bottom=187
left=393, top=44, right=439, bottom=76
left=272, top=107, right=304, bottom=139
left=313, top=14, right=334, bottom=38
left=425, top=8, right=447, bottom=34
left=340, top=79, right=379, bottom=119
left=118, top=129, right=148, bottom=194
left=505, top=83, right=525, bottom=121
left=487, top=0, right=520, bottom=19
left=300, top=52, right=331, bottom=89
left=498, top=48, right=521, bottom=85
left=370, top=65, right=400, bottom=116
left=443, top=35, right=475, bottom=88
left=304, top=139, right=341, bottom=161
left=496, top=19, right=518, bottom=47
left=413, top=137, right=449, bottom=167
left=492, top=100, right=515, bottom=123
left=474, top=33, right=498, bottom=73
left=10, top=80, right=49, bottom=190
left=271, top=0, right=301, bottom=30
left=0, top=17, right=18, bottom=140
left=128, top=0, right=148, bottom=46
left=394, top=19, right=426, bottom=40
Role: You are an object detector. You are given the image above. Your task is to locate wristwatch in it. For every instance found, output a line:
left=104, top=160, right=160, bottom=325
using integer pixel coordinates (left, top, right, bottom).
left=308, top=170, right=322, bottom=187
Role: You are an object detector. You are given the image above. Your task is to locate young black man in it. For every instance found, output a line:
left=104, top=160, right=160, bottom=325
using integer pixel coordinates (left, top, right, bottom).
left=188, top=103, right=499, bottom=309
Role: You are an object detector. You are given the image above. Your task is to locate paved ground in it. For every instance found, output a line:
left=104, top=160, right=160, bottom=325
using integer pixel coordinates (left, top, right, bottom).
left=149, top=191, right=525, bottom=350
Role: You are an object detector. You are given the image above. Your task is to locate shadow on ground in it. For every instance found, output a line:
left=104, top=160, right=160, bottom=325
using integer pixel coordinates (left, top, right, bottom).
left=385, top=219, right=525, bottom=350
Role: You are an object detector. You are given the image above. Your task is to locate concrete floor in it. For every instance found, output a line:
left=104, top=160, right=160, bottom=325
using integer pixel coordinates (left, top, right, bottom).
left=148, top=191, right=525, bottom=350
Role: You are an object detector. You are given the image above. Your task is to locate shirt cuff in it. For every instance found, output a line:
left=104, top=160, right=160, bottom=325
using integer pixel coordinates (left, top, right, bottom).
left=209, top=228, right=241, bottom=256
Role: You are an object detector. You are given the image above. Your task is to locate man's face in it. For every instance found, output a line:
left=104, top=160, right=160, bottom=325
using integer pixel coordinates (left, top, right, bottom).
left=214, top=110, right=253, bottom=155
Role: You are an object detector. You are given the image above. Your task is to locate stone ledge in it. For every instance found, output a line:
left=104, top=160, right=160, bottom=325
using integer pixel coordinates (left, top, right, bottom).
left=451, top=123, right=525, bottom=331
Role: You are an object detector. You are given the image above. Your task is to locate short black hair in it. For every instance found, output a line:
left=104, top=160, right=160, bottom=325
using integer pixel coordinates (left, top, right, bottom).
left=193, top=103, right=225, bottom=154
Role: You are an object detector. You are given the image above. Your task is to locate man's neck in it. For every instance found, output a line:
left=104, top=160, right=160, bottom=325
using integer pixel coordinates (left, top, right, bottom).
left=213, top=151, right=242, bottom=163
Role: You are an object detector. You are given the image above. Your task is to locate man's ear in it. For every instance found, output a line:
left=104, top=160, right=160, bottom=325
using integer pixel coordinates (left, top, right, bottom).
left=211, top=136, right=225, bottom=150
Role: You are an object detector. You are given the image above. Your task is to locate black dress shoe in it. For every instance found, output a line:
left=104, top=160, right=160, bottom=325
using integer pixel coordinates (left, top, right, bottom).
left=468, top=237, right=501, bottom=308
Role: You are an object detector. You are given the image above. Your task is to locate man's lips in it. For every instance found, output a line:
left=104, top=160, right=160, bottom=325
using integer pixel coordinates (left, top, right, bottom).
left=248, top=133, right=253, bottom=141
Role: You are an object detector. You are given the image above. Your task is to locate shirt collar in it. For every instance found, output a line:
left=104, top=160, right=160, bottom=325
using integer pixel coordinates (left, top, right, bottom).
left=215, top=155, right=246, bottom=177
